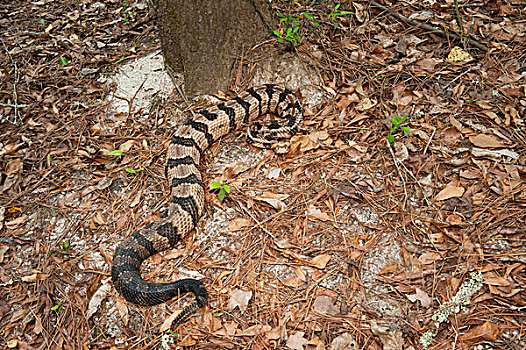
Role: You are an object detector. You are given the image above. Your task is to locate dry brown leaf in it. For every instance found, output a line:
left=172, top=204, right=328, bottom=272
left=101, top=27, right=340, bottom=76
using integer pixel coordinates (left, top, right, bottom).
left=226, top=217, right=251, bottom=232
left=286, top=331, right=308, bottom=350
left=309, top=254, right=331, bottom=269
left=447, top=46, right=473, bottom=63
left=115, top=300, right=129, bottom=327
left=406, top=287, right=431, bottom=307
left=435, top=182, right=465, bottom=201
left=355, top=97, right=377, bottom=111
left=306, top=205, right=332, bottom=221
left=0, top=245, right=8, bottom=264
left=235, top=324, right=272, bottom=337
left=86, top=280, right=111, bottom=320
left=228, top=289, right=252, bottom=312
left=254, top=192, right=289, bottom=210
left=418, top=252, right=442, bottom=265
left=460, top=321, right=499, bottom=343
left=312, top=295, right=339, bottom=315
left=1, top=159, right=23, bottom=193
left=21, top=273, right=47, bottom=282
left=329, top=332, right=356, bottom=350
left=469, top=134, right=506, bottom=148
left=378, top=262, right=399, bottom=275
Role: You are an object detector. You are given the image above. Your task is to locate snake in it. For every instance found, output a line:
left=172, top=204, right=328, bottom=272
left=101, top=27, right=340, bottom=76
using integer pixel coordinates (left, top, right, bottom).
left=111, top=84, right=303, bottom=327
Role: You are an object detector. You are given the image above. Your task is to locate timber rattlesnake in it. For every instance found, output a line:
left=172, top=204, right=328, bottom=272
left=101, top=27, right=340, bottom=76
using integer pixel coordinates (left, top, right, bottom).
left=111, top=84, right=303, bottom=326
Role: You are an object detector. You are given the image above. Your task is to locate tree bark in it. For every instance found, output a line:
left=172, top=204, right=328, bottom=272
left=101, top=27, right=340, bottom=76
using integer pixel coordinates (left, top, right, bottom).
left=157, top=0, right=273, bottom=96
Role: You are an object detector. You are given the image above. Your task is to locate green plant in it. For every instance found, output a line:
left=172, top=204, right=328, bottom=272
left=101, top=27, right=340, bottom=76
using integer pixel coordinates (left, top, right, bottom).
left=51, top=300, right=63, bottom=312
left=125, top=167, right=144, bottom=174
left=59, top=57, right=69, bottom=66
left=210, top=180, right=230, bottom=202
left=326, top=3, right=353, bottom=22
left=107, top=149, right=123, bottom=156
left=387, top=115, right=411, bottom=144
left=273, top=2, right=352, bottom=45
left=120, top=1, right=134, bottom=23
left=49, top=240, right=72, bottom=256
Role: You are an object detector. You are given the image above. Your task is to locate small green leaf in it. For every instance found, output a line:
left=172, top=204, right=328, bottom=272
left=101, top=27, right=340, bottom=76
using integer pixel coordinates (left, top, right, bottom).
left=387, top=134, right=394, bottom=144
left=218, top=189, right=225, bottom=202
left=107, top=150, right=123, bottom=156
left=115, top=56, right=131, bottom=64
left=51, top=300, right=62, bottom=311
left=125, top=168, right=136, bottom=174
left=39, top=18, right=45, bottom=25
left=222, top=184, right=230, bottom=194
left=400, top=126, right=411, bottom=134
left=392, top=116, right=402, bottom=125
left=210, top=182, right=222, bottom=190
left=59, top=57, right=69, bottom=66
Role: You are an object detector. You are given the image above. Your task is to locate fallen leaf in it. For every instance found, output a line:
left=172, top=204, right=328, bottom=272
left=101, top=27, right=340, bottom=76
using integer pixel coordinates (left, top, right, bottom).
left=312, top=295, right=339, bottom=315
left=1, top=159, right=23, bottom=193
left=235, top=324, right=272, bottom=336
left=406, top=287, right=431, bottom=307
left=254, top=192, right=289, bottom=210
left=0, top=245, right=8, bottom=263
left=309, top=254, right=331, bottom=269
left=226, top=218, right=251, bottom=232
left=469, top=134, right=506, bottom=148
left=418, top=252, right=442, bottom=265
left=369, top=320, right=403, bottom=350
left=330, top=332, right=356, bottom=350
left=435, top=182, right=465, bottom=201
left=116, top=300, right=129, bottom=327
left=160, top=309, right=183, bottom=332
left=286, top=331, right=307, bottom=350
left=228, top=289, right=252, bottom=312
left=355, top=97, right=377, bottom=111
left=460, top=321, right=499, bottom=343
left=86, top=279, right=111, bottom=320
left=21, top=273, right=47, bottom=282
left=447, top=46, right=473, bottom=63
left=306, top=205, right=332, bottom=221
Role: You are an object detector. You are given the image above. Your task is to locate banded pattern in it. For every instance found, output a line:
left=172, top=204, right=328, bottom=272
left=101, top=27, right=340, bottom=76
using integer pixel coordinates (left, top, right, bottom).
left=111, top=84, right=303, bottom=326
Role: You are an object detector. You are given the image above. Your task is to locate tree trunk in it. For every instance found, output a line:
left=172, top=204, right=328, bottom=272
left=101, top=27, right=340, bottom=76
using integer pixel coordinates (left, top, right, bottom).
left=157, top=0, right=273, bottom=96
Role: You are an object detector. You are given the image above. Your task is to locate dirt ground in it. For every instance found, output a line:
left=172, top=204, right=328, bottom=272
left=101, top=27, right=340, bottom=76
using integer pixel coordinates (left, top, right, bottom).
left=1, top=0, right=525, bottom=349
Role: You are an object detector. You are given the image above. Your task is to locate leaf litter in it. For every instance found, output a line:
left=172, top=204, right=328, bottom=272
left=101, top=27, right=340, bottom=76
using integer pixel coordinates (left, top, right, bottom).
left=0, top=0, right=525, bottom=349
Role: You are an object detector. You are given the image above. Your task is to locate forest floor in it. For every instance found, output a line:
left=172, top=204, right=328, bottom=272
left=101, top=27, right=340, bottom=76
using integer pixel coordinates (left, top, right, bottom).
left=0, top=0, right=525, bottom=349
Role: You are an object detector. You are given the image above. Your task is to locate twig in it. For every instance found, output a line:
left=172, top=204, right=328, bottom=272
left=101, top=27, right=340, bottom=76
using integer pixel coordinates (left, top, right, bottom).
left=423, top=128, right=435, bottom=156
left=1, top=38, right=21, bottom=123
left=387, top=140, right=408, bottom=210
left=368, top=1, right=489, bottom=52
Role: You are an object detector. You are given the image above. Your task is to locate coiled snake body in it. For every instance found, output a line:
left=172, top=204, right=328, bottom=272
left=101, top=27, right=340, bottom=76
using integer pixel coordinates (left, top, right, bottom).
left=111, top=84, right=303, bottom=326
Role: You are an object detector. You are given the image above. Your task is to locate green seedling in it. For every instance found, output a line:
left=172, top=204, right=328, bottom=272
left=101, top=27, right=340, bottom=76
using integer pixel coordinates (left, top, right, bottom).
left=125, top=167, right=144, bottom=174
left=51, top=300, right=63, bottom=312
left=326, top=3, right=353, bottom=21
left=387, top=115, right=411, bottom=144
left=59, top=57, right=69, bottom=66
left=210, top=180, right=230, bottom=202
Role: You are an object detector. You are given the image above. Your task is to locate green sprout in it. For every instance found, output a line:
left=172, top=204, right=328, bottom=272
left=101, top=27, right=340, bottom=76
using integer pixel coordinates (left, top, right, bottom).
left=387, top=115, right=411, bottom=144
left=59, top=57, right=69, bottom=66
left=326, top=3, right=353, bottom=21
left=125, top=167, right=144, bottom=174
left=210, top=180, right=230, bottom=202
left=51, top=300, right=63, bottom=312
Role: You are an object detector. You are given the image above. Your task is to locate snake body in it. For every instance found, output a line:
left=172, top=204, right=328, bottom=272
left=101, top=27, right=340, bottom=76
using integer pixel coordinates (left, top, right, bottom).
left=111, top=84, right=303, bottom=326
